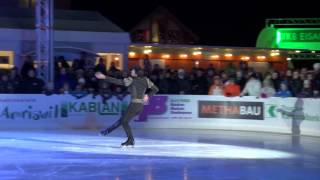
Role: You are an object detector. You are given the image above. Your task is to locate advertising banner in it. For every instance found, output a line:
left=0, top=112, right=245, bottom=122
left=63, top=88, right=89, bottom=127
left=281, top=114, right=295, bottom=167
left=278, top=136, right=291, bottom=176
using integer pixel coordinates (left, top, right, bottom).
left=0, top=94, right=319, bottom=137
left=198, top=101, right=264, bottom=120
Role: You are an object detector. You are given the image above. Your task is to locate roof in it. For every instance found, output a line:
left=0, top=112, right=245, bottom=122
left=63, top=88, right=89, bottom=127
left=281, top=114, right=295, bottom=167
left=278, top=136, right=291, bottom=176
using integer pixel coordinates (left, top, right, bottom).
left=0, top=7, right=124, bottom=32
left=130, top=6, right=199, bottom=42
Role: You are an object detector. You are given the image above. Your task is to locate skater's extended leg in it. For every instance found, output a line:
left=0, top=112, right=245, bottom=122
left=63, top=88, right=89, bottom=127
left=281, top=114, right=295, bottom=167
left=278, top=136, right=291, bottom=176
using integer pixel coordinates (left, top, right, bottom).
left=100, top=118, right=121, bottom=136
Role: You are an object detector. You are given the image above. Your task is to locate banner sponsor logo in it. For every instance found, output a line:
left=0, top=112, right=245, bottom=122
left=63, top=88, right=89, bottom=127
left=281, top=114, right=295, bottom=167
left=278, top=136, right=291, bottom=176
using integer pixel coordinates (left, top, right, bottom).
left=137, top=96, right=168, bottom=122
left=1, top=105, right=57, bottom=120
left=198, top=101, right=264, bottom=120
left=0, top=101, right=129, bottom=120
left=60, top=101, right=128, bottom=116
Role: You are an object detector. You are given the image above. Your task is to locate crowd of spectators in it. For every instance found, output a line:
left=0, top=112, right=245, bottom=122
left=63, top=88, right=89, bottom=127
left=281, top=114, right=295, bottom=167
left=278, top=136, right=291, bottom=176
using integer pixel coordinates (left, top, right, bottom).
left=0, top=53, right=319, bottom=98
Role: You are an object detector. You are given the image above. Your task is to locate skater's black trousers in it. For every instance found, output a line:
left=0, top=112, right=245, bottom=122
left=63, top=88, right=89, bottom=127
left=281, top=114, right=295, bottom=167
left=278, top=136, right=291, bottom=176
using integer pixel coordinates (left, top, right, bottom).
left=106, top=102, right=144, bottom=139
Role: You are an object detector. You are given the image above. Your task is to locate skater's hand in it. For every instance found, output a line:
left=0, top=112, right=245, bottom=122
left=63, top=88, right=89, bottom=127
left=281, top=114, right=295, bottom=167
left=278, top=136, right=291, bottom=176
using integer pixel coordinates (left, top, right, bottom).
left=144, top=95, right=149, bottom=103
left=277, top=109, right=284, bottom=113
left=95, top=72, right=106, bottom=79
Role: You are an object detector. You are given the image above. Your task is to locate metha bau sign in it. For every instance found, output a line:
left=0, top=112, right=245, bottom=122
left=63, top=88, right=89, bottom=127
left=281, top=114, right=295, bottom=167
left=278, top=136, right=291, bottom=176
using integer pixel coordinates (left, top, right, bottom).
left=198, top=101, right=264, bottom=120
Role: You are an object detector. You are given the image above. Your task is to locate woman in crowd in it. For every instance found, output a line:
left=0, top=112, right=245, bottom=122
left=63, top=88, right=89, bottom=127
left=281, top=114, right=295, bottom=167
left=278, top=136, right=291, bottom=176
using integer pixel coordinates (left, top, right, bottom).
left=208, top=76, right=224, bottom=95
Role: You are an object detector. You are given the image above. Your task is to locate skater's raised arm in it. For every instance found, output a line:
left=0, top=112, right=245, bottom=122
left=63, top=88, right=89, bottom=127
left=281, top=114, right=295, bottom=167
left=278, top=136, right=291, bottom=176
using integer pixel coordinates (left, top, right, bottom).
left=278, top=109, right=294, bottom=117
left=146, top=78, right=159, bottom=97
left=95, top=72, right=132, bottom=86
left=104, top=76, right=133, bottom=86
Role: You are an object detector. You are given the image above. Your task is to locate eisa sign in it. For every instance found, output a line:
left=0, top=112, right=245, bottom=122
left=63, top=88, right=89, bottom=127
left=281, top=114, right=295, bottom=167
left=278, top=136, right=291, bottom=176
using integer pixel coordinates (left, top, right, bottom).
left=198, top=101, right=264, bottom=120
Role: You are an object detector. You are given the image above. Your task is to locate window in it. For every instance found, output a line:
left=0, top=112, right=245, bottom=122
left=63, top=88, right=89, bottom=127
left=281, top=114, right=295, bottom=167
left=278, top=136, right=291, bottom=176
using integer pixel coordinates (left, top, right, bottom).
left=97, top=53, right=123, bottom=71
left=19, top=0, right=36, bottom=8
left=0, top=51, right=14, bottom=69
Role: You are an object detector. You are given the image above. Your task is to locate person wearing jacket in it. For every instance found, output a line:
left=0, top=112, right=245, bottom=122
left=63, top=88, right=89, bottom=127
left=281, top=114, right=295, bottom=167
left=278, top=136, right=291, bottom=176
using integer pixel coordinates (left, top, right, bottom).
left=240, top=73, right=262, bottom=97
left=95, top=68, right=159, bottom=147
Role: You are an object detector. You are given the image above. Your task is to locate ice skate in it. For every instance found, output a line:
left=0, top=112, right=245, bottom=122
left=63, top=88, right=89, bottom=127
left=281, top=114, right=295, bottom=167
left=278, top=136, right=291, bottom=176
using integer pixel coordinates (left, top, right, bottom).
left=120, top=138, right=135, bottom=148
left=99, top=129, right=110, bottom=136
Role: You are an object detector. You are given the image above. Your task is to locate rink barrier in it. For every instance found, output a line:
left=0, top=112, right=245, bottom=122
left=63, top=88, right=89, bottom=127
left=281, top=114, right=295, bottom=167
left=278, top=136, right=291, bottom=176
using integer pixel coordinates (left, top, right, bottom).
left=0, top=94, right=319, bottom=137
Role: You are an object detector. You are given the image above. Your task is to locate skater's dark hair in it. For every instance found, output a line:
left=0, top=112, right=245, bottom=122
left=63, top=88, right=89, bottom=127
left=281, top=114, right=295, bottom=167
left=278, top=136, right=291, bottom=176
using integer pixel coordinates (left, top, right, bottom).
left=131, top=66, right=145, bottom=77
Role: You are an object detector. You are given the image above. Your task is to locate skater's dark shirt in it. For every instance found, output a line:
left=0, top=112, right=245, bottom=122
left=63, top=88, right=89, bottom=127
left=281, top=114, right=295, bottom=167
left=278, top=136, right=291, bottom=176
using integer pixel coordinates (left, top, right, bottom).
left=103, top=76, right=159, bottom=102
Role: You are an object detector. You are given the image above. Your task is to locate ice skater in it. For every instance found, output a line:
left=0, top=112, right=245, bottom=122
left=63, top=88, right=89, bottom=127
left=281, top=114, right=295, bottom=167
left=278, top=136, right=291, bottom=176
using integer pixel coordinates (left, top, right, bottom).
left=277, top=98, right=305, bottom=135
left=95, top=68, right=159, bottom=147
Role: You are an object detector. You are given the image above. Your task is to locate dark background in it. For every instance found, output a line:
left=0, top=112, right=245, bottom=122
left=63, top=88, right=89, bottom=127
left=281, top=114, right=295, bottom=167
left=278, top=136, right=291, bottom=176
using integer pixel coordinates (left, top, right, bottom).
left=70, top=0, right=319, bottom=47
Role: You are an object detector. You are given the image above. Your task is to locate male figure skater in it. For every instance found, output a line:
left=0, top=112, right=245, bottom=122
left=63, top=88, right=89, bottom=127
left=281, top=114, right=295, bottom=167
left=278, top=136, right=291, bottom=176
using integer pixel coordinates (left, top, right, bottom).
left=95, top=68, right=158, bottom=147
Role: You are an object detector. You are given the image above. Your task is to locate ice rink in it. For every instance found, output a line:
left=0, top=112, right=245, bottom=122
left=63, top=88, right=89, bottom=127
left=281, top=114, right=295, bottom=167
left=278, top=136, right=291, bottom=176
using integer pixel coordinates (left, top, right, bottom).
left=1, top=129, right=320, bottom=179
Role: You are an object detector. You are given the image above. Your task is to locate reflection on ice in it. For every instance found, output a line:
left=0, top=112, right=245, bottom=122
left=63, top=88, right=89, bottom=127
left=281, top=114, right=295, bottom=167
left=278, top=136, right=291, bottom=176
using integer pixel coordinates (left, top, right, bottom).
left=0, top=133, right=295, bottom=160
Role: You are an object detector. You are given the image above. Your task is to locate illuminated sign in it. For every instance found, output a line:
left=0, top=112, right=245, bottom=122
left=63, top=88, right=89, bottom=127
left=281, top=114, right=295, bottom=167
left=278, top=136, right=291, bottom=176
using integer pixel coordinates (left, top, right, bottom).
left=278, top=29, right=320, bottom=42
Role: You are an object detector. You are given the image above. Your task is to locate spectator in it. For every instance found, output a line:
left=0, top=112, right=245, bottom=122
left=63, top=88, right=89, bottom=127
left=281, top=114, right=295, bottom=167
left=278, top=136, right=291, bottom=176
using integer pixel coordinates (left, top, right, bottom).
left=114, top=86, right=128, bottom=100
left=21, top=69, right=45, bottom=94
left=55, top=68, right=72, bottom=91
left=208, top=76, right=223, bottom=95
left=206, top=63, right=215, bottom=73
left=261, top=78, right=276, bottom=98
left=167, top=71, right=178, bottom=94
left=271, top=71, right=281, bottom=91
left=58, top=56, right=70, bottom=70
left=313, top=90, right=320, bottom=98
left=71, top=80, right=89, bottom=99
left=74, top=77, right=87, bottom=92
left=206, top=68, right=215, bottom=85
left=299, top=69, right=307, bottom=82
left=279, top=70, right=286, bottom=81
left=275, top=82, right=292, bottom=97
left=152, top=64, right=161, bottom=75
left=54, top=57, right=61, bottom=73
left=84, top=68, right=98, bottom=93
left=235, top=70, right=246, bottom=90
left=220, top=71, right=229, bottom=84
left=285, top=69, right=293, bottom=81
left=289, top=70, right=303, bottom=96
left=21, top=55, right=35, bottom=79
left=4, top=59, right=320, bottom=98
left=0, top=73, right=14, bottom=93
left=95, top=57, right=107, bottom=75
left=176, top=69, right=191, bottom=94
left=246, top=68, right=255, bottom=79
left=225, top=62, right=236, bottom=76
left=149, top=73, right=159, bottom=89
left=98, top=81, right=113, bottom=103
left=158, top=72, right=170, bottom=94
left=8, top=67, right=21, bottom=93
left=306, top=73, right=316, bottom=90
left=98, top=81, right=112, bottom=95
left=192, top=69, right=208, bottom=95
left=299, top=80, right=313, bottom=98
left=223, top=78, right=241, bottom=97
left=59, top=82, right=70, bottom=94
left=241, top=73, right=262, bottom=97
left=256, top=72, right=264, bottom=82
left=43, top=82, right=56, bottom=95
left=84, top=57, right=95, bottom=71
left=301, top=68, right=308, bottom=75
left=313, top=63, right=320, bottom=91
left=71, top=59, right=81, bottom=71
left=239, top=61, right=249, bottom=74
left=142, top=54, right=152, bottom=74
left=78, top=52, right=87, bottom=70
left=108, top=61, right=120, bottom=75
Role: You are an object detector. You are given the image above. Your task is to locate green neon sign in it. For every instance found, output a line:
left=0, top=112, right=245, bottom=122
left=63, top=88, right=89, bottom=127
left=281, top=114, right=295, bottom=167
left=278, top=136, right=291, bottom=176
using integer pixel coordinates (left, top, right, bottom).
left=277, top=29, right=320, bottom=43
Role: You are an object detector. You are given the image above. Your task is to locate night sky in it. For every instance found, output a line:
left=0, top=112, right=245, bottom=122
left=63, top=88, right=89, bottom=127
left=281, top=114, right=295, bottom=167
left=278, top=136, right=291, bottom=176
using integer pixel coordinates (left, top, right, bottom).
left=71, top=0, right=319, bottom=47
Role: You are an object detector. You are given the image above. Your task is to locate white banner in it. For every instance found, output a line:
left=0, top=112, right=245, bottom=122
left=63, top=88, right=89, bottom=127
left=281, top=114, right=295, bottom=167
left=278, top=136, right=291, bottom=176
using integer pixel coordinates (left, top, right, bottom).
left=0, top=94, right=319, bottom=137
